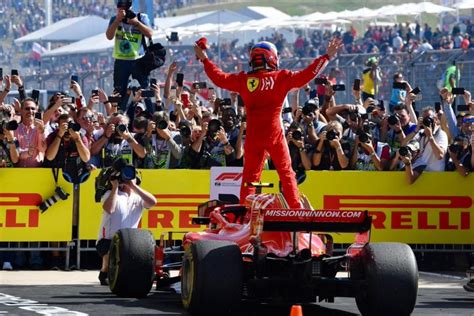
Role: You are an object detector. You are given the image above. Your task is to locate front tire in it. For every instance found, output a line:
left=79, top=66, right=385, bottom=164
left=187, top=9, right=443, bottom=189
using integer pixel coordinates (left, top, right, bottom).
left=351, top=242, right=418, bottom=316
left=108, top=228, right=155, bottom=298
left=181, top=240, right=242, bottom=315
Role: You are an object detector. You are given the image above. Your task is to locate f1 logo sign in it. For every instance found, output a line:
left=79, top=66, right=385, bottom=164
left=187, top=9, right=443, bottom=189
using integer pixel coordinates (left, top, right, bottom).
left=215, top=173, right=243, bottom=181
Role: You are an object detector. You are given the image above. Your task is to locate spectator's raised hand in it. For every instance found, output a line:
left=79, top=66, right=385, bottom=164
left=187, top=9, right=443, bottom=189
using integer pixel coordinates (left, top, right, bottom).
left=11, top=74, right=23, bottom=87
left=156, top=126, right=171, bottom=140
left=57, top=121, right=68, bottom=138
left=105, top=123, right=115, bottom=138
left=440, top=88, right=453, bottom=104
left=216, top=126, right=228, bottom=144
left=88, top=94, right=100, bottom=107
left=325, top=84, right=335, bottom=97
left=151, top=82, right=161, bottom=98
left=116, top=8, right=126, bottom=22
left=70, top=81, right=82, bottom=97
left=3, top=75, right=11, bottom=91
left=98, top=88, right=108, bottom=103
left=34, top=117, right=45, bottom=133
left=146, top=120, right=156, bottom=138
left=326, top=37, right=343, bottom=59
left=168, top=61, right=177, bottom=74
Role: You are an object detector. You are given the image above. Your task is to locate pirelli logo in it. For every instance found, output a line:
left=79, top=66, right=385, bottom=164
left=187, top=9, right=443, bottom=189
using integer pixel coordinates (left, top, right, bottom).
left=143, top=194, right=209, bottom=230
left=0, top=193, right=42, bottom=228
left=323, top=195, right=473, bottom=230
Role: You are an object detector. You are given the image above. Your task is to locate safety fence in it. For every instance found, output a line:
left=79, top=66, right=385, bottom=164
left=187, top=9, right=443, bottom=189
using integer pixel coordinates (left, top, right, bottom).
left=21, top=49, right=474, bottom=112
left=0, top=168, right=473, bottom=269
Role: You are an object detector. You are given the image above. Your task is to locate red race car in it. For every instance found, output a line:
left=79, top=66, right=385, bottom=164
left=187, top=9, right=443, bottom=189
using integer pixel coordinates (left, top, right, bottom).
left=107, top=183, right=418, bottom=316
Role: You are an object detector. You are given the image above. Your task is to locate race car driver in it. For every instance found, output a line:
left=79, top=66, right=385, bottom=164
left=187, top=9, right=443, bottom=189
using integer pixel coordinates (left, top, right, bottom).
left=194, top=38, right=343, bottom=208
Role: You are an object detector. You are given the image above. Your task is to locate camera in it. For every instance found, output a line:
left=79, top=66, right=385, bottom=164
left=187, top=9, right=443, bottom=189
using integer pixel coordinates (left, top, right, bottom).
left=0, top=110, right=18, bottom=134
left=115, top=124, right=127, bottom=133
left=157, top=119, right=168, bottom=130
left=399, top=140, right=420, bottom=157
left=94, top=157, right=139, bottom=202
left=216, top=98, right=232, bottom=107
left=326, top=130, right=337, bottom=141
left=39, top=187, right=70, bottom=213
left=448, top=143, right=462, bottom=153
left=124, top=9, right=136, bottom=22
left=208, top=119, right=222, bottom=135
left=292, top=130, right=303, bottom=141
left=422, top=116, right=434, bottom=128
left=398, top=146, right=410, bottom=157
left=357, top=129, right=371, bottom=143
left=388, top=114, right=400, bottom=126
left=68, top=121, right=81, bottom=132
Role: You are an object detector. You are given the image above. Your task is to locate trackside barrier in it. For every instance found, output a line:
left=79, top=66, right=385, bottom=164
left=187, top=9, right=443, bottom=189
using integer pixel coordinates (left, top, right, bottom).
left=1, top=169, right=473, bottom=269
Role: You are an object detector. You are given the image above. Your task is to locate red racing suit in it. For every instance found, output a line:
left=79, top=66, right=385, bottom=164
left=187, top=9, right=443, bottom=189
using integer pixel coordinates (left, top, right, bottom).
left=202, top=55, right=329, bottom=208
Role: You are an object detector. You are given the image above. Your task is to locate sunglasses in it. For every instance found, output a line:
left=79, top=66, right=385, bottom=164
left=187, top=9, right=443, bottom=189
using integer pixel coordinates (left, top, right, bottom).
left=81, top=115, right=94, bottom=121
left=24, top=107, right=36, bottom=111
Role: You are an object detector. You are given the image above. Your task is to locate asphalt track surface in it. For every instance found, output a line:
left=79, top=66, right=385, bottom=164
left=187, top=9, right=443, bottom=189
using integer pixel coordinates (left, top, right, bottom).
left=0, top=271, right=473, bottom=315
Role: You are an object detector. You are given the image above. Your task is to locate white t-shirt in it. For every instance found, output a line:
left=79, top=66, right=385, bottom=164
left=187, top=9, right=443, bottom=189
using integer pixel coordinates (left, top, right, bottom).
left=413, top=128, right=448, bottom=172
left=97, top=190, right=144, bottom=240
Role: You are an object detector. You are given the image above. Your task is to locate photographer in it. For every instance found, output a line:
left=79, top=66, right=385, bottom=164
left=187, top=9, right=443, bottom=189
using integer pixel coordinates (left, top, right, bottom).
left=91, top=114, right=145, bottom=167
left=361, top=57, right=381, bottom=101
left=105, top=0, right=153, bottom=112
left=402, top=107, right=448, bottom=184
left=0, top=108, right=19, bottom=167
left=141, top=111, right=183, bottom=169
left=44, top=114, right=90, bottom=170
left=96, top=158, right=157, bottom=285
left=350, top=119, right=391, bottom=171
left=312, top=121, right=350, bottom=170
left=287, top=122, right=312, bottom=172
left=441, top=88, right=472, bottom=140
left=446, top=135, right=473, bottom=177
left=189, top=117, right=236, bottom=169
left=381, top=104, right=417, bottom=152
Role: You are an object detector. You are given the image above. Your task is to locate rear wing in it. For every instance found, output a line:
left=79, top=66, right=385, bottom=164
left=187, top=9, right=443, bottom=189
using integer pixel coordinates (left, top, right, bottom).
left=261, top=209, right=371, bottom=233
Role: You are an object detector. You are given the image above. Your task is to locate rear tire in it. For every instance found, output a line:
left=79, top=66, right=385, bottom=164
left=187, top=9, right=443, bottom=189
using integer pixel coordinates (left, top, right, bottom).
left=108, top=228, right=155, bottom=298
left=351, top=242, right=418, bottom=316
left=181, top=240, right=242, bottom=315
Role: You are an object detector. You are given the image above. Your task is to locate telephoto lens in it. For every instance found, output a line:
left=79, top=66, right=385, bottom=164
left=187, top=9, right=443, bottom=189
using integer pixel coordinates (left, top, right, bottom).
left=292, top=130, right=303, bottom=141
left=116, top=124, right=127, bottom=133
left=39, top=187, right=70, bottom=213
left=157, top=120, right=168, bottom=130
left=326, top=130, right=337, bottom=141
left=357, top=130, right=370, bottom=143
left=68, top=121, right=81, bottom=132
left=1, top=120, right=18, bottom=132
left=388, top=114, right=400, bottom=126
left=422, top=117, right=434, bottom=128
left=399, top=146, right=410, bottom=157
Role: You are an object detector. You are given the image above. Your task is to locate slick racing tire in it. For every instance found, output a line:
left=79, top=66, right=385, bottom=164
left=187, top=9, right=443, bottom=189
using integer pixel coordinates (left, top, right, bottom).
left=108, top=228, right=155, bottom=298
left=351, top=242, right=418, bottom=316
left=181, top=240, right=242, bottom=315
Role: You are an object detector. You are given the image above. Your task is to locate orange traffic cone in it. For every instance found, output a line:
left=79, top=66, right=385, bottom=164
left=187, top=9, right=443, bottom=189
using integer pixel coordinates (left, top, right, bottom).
left=290, top=305, right=303, bottom=316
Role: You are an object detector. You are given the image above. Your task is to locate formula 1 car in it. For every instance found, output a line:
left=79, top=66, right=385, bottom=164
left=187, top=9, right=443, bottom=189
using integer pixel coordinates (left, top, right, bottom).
left=107, top=184, right=418, bottom=316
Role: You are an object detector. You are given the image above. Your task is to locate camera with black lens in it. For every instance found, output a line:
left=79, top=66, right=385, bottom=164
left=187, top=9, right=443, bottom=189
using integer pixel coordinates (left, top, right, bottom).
left=398, top=146, right=410, bottom=157
left=399, top=140, right=419, bottom=157
left=388, top=114, right=400, bottom=126
left=362, top=121, right=375, bottom=133
left=292, top=130, right=303, bottom=141
left=39, top=186, right=70, bottom=213
left=357, top=129, right=371, bottom=143
left=207, top=119, right=222, bottom=136
left=125, top=9, right=136, bottom=22
left=94, top=157, right=140, bottom=202
left=302, top=99, right=318, bottom=116
left=0, top=110, right=18, bottom=134
left=348, top=111, right=360, bottom=122
left=156, top=119, right=168, bottom=130
left=422, top=116, right=434, bottom=128
left=448, top=143, right=461, bottom=154
left=68, top=121, right=81, bottom=132
left=115, top=124, right=127, bottom=133
left=216, top=98, right=232, bottom=107
left=326, top=130, right=337, bottom=141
